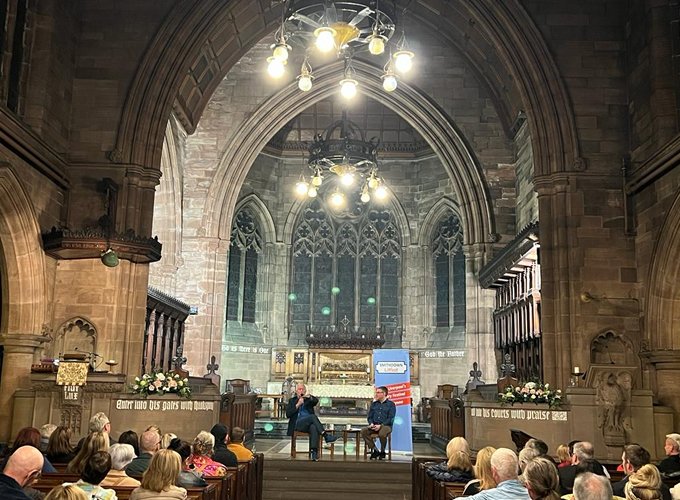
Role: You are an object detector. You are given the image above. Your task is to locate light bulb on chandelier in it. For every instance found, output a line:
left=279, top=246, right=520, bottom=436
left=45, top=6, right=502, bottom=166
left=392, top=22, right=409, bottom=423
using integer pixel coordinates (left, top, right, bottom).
left=368, top=33, right=386, bottom=55
left=329, top=190, right=346, bottom=208
left=295, top=180, right=309, bottom=197
left=339, top=78, right=358, bottom=99
left=374, top=184, right=388, bottom=200
left=393, top=50, right=414, bottom=73
left=314, top=26, right=337, bottom=53
left=267, top=57, right=286, bottom=78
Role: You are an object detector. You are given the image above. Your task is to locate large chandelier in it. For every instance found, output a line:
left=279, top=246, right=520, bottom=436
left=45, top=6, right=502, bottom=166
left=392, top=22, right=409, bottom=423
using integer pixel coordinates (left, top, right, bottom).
left=268, top=1, right=415, bottom=95
left=295, top=112, right=388, bottom=207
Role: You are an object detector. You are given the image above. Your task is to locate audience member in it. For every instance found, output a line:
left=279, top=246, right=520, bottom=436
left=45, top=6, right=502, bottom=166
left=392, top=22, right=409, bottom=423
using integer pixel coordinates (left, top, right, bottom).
left=463, top=446, right=496, bottom=496
left=39, top=425, right=57, bottom=453
left=145, top=426, right=162, bottom=436
left=558, top=441, right=606, bottom=494
left=44, top=484, right=88, bottom=500
left=572, top=472, right=615, bottom=500
left=466, top=447, right=530, bottom=499
left=625, top=463, right=663, bottom=500
left=67, top=432, right=109, bottom=475
left=130, top=449, right=187, bottom=500
left=74, top=451, right=117, bottom=500
left=523, top=457, right=560, bottom=500
left=209, top=424, right=237, bottom=467
left=659, top=433, right=680, bottom=475
left=118, top=431, right=140, bottom=457
left=166, top=439, right=207, bottom=488
left=360, top=386, right=395, bottom=461
left=615, top=444, right=670, bottom=500
left=46, top=426, right=76, bottom=464
left=227, top=427, right=253, bottom=462
left=0, top=446, right=44, bottom=500
left=160, top=433, right=177, bottom=450
left=101, top=443, right=140, bottom=488
left=556, top=444, right=571, bottom=468
left=75, top=413, right=114, bottom=451
left=2, top=427, right=57, bottom=474
left=519, top=447, right=540, bottom=473
left=185, top=431, right=227, bottom=477
left=124, top=430, right=160, bottom=476
left=426, top=436, right=474, bottom=483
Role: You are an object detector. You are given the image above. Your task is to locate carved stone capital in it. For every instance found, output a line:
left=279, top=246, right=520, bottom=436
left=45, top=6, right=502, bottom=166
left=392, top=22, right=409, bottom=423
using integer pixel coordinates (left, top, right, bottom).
left=1, top=334, right=50, bottom=354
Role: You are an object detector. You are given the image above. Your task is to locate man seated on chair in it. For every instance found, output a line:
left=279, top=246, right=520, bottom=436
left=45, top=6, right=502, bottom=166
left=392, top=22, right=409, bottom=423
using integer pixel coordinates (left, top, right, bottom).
left=361, top=386, right=396, bottom=460
left=286, top=383, right=338, bottom=461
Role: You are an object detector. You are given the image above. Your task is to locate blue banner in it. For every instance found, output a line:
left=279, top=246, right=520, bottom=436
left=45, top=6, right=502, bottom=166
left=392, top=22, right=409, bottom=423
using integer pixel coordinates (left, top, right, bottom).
left=372, top=349, right=413, bottom=454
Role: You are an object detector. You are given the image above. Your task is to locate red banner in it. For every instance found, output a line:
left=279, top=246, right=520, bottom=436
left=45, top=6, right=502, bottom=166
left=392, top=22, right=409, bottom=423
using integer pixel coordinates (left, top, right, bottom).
left=385, top=381, right=411, bottom=406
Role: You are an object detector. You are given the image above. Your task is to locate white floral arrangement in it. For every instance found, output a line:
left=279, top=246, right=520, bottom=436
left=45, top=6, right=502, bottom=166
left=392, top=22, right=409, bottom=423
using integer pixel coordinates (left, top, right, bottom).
left=130, top=371, right=191, bottom=399
left=498, top=381, right=562, bottom=408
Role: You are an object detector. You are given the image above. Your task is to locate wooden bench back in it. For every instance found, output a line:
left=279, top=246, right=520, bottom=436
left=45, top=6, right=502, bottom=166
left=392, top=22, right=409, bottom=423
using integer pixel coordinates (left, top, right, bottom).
left=32, top=481, right=217, bottom=500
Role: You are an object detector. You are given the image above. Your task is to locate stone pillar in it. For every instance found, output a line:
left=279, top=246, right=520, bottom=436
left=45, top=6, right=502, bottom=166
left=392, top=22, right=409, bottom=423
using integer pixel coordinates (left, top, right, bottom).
left=0, top=334, right=49, bottom=442
left=642, top=350, right=680, bottom=427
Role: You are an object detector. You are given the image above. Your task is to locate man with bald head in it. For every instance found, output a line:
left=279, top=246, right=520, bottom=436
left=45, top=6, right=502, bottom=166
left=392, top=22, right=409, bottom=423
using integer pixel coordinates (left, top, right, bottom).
left=0, top=445, right=44, bottom=499
left=124, top=429, right=160, bottom=476
left=466, top=447, right=530, bottom=499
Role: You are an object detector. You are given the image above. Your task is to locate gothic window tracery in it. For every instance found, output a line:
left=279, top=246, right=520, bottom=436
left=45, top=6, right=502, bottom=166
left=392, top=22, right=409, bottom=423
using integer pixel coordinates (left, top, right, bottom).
left=290, top=199, right=401, bottom=329
left=432, top=212, right=466, bottom=328
left=226, top=208, right=262, bottom=323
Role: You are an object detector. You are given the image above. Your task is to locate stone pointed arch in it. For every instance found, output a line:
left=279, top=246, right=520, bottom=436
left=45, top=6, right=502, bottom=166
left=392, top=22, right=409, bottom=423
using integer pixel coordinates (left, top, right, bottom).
left=419, top=197, right=464, bottom=248
left=230, top=193, right=277, bottom=244
left=0, top=165, right=46, bottom=335
left=647, top=189, right=680, bottom=350
left=113, top=1, right=579, bottom=181
left=204, top=60, right=492, bottom=251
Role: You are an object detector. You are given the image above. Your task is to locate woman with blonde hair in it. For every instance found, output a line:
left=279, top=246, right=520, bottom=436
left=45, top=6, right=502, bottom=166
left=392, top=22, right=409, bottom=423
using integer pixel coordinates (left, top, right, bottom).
left=44, top=484, right=89, bottom=500
left=556, top=444, right=571, bottom=468
left=130, top=449, right=187, bottom=500
left=160, top=433, right=177, bottom=449
left=184, top=431, right=227, bottom=477
left=626, top=464, right=663, bottom=500
left=67, top=431, right=109, bottom=475
left=523, top=457, right=561, bottom=500
left=463, top=446, right=497, bottom=496
left=426, top=436, right=474, bottom=483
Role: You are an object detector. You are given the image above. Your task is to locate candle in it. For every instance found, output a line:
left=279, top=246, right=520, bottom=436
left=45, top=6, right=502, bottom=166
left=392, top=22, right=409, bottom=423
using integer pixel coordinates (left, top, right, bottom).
left=574, top=366, right=580, bottom=374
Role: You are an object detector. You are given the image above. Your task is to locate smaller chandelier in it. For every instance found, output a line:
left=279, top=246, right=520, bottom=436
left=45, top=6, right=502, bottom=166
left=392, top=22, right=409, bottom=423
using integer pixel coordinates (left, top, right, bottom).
left=268, top=1, right=416, bottom=96
left=295, top=113, right=387, bottom=206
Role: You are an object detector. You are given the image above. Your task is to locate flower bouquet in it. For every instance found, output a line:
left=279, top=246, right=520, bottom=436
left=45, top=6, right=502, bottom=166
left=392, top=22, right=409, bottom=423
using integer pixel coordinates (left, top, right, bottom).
left=130, top=371, right=191, bottom=399
left=498, top=381, right=562, bottom=408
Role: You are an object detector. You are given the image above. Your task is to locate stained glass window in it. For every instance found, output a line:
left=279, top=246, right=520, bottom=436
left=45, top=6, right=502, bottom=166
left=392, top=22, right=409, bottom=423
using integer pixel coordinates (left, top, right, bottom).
left=290, top=199, right=401, bottom=328
left=432, top=212, right=466, bottom=327
left=226, top=208, right=262, bottom=323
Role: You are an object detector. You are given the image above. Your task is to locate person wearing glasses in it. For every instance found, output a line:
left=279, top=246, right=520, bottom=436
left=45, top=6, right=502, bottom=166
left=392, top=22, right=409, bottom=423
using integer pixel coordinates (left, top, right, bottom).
left=361, top=386, right=396, bottom=460
left=0, top=445, right=45, bottom=499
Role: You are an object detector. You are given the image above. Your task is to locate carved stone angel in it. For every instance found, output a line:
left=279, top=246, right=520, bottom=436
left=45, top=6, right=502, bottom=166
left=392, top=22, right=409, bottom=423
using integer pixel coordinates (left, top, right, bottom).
left=595, top=371, right=632, bottom=446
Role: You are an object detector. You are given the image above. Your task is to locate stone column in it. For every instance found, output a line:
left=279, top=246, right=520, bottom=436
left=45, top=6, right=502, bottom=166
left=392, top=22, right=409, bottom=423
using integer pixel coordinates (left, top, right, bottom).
left=0, top=334, right=49, bottom=442
left=642, top=350, right=680, bottom=427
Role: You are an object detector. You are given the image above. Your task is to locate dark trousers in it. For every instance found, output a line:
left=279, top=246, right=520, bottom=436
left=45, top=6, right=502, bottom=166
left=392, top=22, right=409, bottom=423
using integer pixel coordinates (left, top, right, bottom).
left=295, top=415, right=325, bottom=451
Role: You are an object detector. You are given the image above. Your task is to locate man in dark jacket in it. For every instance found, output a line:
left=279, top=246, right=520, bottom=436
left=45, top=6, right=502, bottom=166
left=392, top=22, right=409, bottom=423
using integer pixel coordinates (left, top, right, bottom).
left=210, top=423, right=238, bottom=467
left=558, top=441, right=608, bottom=494
left=0, top=446, right=44, bottom=499
left=614, top=444, right=671, bottom=500
left=286, top=383, right=338, bottom=461
left=361, top=386, right=396, bottom=460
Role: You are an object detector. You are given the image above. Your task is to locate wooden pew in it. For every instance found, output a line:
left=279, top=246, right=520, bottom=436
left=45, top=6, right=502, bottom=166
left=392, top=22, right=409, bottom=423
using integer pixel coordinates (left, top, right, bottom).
left=33, top=473, right=217, bottom=500
left=205, top=471, right=238, bottom=500
left=412, top=457, right=442, bottom=500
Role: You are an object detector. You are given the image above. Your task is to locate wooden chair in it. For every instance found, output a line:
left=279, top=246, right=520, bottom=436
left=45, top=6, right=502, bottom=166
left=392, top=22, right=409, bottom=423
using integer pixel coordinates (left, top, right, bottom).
left=363, top=431, right=392, bottom=460
left=291, top=430, right=323, bottom=458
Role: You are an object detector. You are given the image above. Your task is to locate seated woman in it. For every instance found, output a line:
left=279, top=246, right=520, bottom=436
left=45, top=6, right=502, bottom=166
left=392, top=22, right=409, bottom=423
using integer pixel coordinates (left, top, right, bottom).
left=556, top=444, right=571, bottom=468
left=1, top=427, right=57, bottom=473
left=463, top=446, right=496, bottom=496
left=74, top=451, right=118, bottom=500
left=167, top=438, right=207, bottom=488
left=47, top=426, right=77, bottom=465
left=130, top=449, right=187, bottom=500
left=101, top=443, right=141, bottom=488
left=118, top=430, right=140, bottom=457
left=67, top=431, right=109, bottom=475
left=184, top=431, right=227, bottom=477
left=628, top=464, right=664, bottom=500
left=426, top=436, right=474, bottom=483
left=161, top=433, right=177, bottom=449
left=523, top=456, right=561, bottom=500
left=44, top=484, right=89, bottom=500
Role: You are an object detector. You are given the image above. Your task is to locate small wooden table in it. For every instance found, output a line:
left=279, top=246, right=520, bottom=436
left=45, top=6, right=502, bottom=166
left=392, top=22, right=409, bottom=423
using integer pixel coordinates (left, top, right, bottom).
left=342, top=428, right=362, bottom=459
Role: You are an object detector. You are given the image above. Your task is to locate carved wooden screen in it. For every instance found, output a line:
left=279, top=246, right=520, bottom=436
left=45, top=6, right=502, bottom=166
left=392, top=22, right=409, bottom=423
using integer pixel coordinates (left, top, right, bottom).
left=290, top=199, right=401, bottom=331
left=493, top=263, right=542, bottom=380
left=226, top=208, right=262, bottom=323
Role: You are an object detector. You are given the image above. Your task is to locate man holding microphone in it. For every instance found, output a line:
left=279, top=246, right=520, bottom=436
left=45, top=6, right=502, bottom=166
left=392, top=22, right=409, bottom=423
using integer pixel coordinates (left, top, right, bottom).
left=286, top=383, right=338, bottom=461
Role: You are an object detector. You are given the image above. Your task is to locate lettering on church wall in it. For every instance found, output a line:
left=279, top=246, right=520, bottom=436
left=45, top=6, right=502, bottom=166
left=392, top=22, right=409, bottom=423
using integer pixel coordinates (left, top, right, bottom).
left=421, top=350, right=465, bottom=358
left=470, top=407, right=568, bottom=422
left=114, top=399, right=215, bottom=412
left=221, top=344, right=270, bottom=354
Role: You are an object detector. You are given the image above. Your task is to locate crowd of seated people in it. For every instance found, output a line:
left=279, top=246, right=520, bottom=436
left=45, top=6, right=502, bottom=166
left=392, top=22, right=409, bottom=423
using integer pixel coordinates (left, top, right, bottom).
left=424, top=433, right=680, bottom=500
left=0, top=411, right=257, bottom=499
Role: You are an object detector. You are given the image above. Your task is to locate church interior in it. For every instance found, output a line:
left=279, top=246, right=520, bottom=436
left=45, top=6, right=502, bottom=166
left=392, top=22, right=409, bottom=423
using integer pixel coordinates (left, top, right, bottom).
left=1, top=0, right=680, bottom=497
